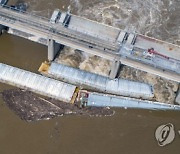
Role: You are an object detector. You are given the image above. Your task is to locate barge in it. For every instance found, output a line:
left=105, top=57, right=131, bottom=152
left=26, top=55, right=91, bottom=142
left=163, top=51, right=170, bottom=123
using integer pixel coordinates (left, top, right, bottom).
left=0, top=63, right=180, bottom=111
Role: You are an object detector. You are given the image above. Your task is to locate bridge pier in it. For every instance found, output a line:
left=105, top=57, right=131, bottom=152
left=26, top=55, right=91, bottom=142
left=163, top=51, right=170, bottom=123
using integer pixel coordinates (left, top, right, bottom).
left=175, top=85, right=180, bottom=105
left=109, top=61, right=121, bottom=79
left=48, top=39, right=61, bottom=61
left=0, top=24, right=7, bottom=35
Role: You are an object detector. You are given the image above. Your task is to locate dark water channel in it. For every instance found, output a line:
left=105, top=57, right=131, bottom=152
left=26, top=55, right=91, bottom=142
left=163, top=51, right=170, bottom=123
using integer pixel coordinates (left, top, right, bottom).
left=0, top=0, right=180, bottom=154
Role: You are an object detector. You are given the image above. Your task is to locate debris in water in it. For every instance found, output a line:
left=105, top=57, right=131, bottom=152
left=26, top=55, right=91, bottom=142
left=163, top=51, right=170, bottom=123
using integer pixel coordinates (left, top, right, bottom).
left=119, top=66, right=179, bottom=104
left=1, top=89, right=114, bottom=122
left=79, top=55, right=112, bottom=77
left=56, top=47, right=112, bottom=77
left=56, top=47, right=85, bottom=68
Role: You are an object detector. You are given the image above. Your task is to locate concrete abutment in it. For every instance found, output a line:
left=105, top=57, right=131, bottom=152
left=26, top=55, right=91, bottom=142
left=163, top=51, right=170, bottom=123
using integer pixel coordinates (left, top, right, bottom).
left=109, top=61, right=121, bottom=79
left=175, top=85, right=180, bottom=105
left=48, top=39, right=62, bottom=61
left=0, top=24, right=8, bottom=35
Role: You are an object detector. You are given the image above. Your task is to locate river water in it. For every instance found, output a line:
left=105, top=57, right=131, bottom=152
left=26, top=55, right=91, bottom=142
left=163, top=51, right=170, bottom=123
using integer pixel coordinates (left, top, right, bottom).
left=0, top=0, right=180, bottom=153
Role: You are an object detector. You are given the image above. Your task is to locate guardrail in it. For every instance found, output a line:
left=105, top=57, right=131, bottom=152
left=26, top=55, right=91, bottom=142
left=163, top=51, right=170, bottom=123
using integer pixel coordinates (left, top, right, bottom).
left=0, top=4, right=49, bottom=21
left=0, top=4, right=50, bottom=30
left=0, top=4, right=119, bottom=51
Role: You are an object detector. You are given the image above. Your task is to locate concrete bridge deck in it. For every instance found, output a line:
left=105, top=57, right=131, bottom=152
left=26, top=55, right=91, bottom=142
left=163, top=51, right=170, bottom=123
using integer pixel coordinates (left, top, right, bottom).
left=0, top=5, right=179, bottom=82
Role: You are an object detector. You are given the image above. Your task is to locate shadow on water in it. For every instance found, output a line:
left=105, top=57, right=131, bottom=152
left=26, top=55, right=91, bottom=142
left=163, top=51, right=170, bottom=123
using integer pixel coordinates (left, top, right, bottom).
left=0, top=33, right=47, bottom=72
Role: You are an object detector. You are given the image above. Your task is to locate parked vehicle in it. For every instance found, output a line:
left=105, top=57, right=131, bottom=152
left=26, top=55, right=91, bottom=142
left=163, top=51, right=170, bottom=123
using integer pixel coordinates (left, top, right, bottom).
left=50, top=9, right=61, bottom=24
left=0, top=0, right=8, bottom=5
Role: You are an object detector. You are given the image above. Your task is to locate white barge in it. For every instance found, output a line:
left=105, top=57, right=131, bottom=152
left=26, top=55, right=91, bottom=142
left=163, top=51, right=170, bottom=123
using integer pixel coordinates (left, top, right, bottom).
left=0, top=63, right=180, bottom=111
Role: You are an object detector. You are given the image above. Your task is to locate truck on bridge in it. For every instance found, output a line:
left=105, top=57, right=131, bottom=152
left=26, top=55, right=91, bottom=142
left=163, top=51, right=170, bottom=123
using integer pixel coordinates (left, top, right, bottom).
left=0, top=0, right=8, bottom=5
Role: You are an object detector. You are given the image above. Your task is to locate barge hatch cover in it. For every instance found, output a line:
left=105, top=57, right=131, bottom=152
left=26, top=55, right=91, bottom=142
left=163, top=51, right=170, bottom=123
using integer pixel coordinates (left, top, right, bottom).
left=0, top=63, right=76, bottom=103
left=46, top=62, right=154, bottom=99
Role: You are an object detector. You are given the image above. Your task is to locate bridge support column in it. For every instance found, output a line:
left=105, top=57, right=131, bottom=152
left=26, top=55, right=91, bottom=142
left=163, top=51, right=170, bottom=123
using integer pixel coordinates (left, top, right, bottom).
left=109, top=61, right=121, bottom=79
left=175, top=85, right=180, bottom=105
left=0, top=24, right=7, bottom=35
left=48, top=39, right=61, bottom=61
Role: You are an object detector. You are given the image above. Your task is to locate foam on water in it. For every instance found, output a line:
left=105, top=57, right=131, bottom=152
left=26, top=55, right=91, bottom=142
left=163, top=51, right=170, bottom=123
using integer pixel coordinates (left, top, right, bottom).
left=71, top=0, right=179, bottom=43
left=56, top=47, right=85, bottom=68
left=13, top=0, right=179, bottom=44
left=56, top=47, right=112, bottom=77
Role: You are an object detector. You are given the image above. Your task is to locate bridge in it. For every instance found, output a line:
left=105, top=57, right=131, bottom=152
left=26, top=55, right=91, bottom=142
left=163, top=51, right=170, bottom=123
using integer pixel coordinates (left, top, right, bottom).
left=0, top=5, right=180, bottom=81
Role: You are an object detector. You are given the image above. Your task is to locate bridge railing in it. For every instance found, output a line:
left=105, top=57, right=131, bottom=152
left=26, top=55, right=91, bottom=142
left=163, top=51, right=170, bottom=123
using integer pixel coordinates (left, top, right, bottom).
left=0, top=4, right=50, bottom=21
left=0, top=4, right=54, bottom=34
left=0, top=4, right=119, bottom=50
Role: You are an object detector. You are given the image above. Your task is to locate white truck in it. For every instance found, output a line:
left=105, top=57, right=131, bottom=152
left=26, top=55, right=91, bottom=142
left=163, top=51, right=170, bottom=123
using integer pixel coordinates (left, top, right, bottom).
left=50, top=9, right=61, bottom=24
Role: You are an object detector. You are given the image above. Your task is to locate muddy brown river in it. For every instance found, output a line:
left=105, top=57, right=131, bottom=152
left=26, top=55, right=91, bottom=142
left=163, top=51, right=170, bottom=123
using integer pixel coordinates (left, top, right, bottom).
left=0, top=0, right=180, bottom=154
